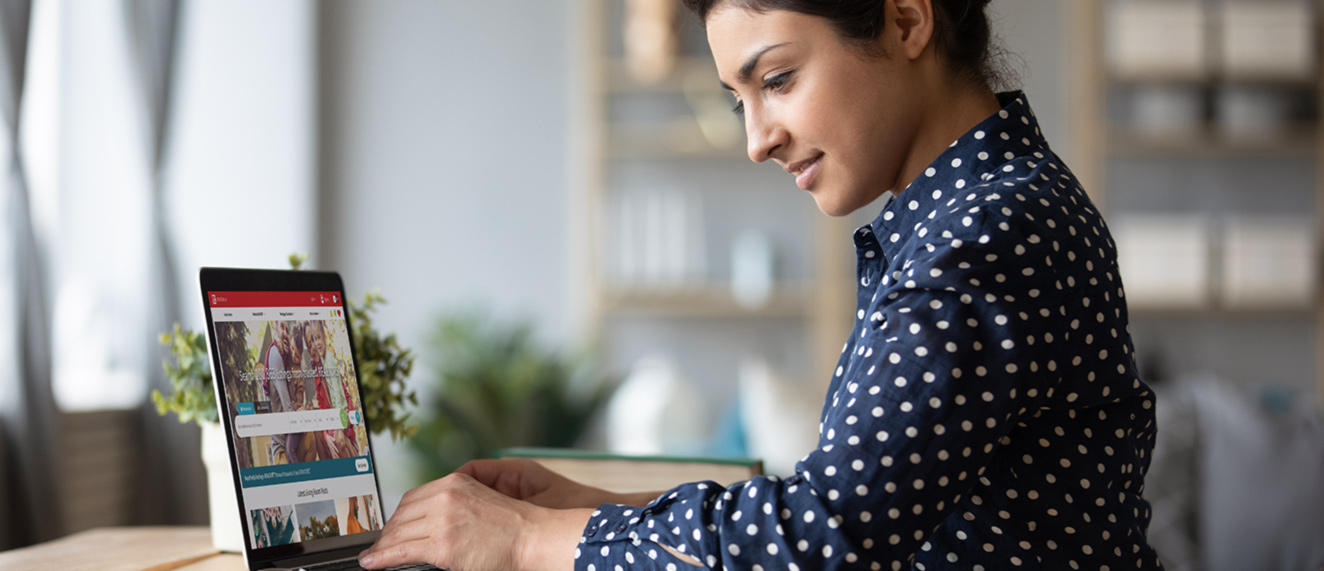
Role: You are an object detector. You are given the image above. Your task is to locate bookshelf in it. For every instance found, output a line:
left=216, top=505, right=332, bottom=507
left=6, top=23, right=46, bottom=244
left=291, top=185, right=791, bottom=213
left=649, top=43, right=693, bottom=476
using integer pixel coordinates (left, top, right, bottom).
left=1068, top=0, right=1324, bottom=403
left=575, top=0, right=857, bottom=414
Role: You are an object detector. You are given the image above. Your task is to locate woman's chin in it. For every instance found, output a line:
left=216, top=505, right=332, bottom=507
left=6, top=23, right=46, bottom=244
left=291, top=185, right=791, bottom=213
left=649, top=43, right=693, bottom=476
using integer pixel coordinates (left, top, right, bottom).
left=810, top=189, right=865, bottom=218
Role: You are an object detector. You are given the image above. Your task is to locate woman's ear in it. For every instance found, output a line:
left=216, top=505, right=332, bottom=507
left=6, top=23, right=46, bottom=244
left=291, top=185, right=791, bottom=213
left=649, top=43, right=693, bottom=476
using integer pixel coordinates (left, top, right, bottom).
left=890, top=0, right=935, bottom=61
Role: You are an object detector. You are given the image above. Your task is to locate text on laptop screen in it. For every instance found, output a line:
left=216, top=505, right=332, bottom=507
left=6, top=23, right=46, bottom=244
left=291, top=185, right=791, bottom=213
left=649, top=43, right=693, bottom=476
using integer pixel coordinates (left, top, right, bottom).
left=209, top=291, right=384, bottom=549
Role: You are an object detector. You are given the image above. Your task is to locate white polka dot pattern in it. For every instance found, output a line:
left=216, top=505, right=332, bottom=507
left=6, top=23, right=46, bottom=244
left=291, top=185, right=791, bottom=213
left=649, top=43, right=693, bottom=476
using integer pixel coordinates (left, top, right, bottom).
left=576, top=93, right=1164, bottom=570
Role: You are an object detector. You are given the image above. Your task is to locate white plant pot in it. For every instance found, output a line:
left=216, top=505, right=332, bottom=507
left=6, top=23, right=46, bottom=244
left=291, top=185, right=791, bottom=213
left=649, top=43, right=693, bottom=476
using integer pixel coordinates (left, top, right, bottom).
left=202, top=421, right=245, bottom=553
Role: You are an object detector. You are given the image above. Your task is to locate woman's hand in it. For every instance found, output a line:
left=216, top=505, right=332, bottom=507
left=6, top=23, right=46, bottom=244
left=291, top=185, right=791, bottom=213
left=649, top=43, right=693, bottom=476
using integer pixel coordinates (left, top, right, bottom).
left=456, top=458, right=621, bottom=509
left=459, top=458, right=666, bottom=509
left=357, top=472, right=592, bottom=571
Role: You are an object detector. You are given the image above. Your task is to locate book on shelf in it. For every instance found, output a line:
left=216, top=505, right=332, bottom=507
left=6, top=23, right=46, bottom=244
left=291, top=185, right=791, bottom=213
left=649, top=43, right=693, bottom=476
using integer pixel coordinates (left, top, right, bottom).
left=494, top=447, right=763, bottom=494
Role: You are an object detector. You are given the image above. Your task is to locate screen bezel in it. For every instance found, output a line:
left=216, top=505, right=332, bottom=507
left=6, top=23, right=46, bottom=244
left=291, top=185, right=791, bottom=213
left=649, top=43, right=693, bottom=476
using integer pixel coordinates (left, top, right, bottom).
left=199, top=267, right=384, bottom=569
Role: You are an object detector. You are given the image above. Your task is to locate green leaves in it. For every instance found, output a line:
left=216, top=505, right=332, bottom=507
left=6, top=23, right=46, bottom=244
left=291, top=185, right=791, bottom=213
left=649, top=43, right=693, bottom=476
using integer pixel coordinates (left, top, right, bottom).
left=349, top=290, right=418, bottom=442
left=151, top=323, right=219, bottom=424
left=408, top=311, right=615, bottom=481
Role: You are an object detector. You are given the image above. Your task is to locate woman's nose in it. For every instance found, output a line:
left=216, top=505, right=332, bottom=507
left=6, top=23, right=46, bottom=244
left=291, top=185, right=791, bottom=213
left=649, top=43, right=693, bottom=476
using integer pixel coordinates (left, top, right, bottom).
left=745, top=107, right=788, bottom=164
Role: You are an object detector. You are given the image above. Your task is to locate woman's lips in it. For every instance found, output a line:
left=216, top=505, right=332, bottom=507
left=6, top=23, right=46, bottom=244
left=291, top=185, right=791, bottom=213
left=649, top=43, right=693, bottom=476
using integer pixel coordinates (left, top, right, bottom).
left=790, top=154, right=823, bottom=190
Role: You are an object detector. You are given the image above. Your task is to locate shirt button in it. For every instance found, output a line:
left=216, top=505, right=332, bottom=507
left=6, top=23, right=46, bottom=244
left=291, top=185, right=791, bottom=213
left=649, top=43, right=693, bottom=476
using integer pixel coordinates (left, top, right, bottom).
left=614, top=523, right=628, bottom=533
left=786, top=474, right=803, bottom=485
left=587, top=525, right=599, bottom=535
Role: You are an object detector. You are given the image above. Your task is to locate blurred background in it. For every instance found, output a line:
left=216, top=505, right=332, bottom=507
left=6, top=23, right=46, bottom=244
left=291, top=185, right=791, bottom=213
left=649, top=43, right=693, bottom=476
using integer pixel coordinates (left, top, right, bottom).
left=1, top=0, right=1321, bottom=569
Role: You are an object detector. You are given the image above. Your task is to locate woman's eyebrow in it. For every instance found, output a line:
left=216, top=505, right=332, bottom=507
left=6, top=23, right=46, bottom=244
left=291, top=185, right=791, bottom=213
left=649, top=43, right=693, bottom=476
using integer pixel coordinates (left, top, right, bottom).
left=719, top=42, right=790, bottom=91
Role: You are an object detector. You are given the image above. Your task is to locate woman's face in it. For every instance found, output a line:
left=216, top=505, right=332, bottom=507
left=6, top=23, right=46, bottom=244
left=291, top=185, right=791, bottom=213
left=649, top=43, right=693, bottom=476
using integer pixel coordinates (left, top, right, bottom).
left=289, top=322, right=304, bottom=364
left=307, top=324, right=326, bottom=367
left=707, top=4, right=929, bottom=216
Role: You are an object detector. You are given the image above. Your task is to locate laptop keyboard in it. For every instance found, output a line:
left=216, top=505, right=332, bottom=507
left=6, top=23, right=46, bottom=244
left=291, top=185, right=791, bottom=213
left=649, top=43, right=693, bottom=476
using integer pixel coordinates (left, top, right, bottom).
left=297, top=560, right=438, bottom=571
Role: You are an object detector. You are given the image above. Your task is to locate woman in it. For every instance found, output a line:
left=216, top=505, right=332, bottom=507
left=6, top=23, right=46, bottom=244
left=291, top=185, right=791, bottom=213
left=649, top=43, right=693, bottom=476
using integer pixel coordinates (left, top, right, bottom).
left=360, top=1, right=1163, bottom=569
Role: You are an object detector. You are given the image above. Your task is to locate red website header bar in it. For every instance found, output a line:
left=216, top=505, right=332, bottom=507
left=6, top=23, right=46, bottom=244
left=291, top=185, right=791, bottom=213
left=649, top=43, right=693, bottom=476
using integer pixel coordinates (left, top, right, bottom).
left=207, top=291, right=343, bottom=308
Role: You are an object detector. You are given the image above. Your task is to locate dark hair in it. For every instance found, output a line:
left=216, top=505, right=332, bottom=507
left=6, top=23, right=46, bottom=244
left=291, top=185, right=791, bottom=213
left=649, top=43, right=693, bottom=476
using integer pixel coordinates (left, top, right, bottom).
left=681, top=0, right=1009, bottom=90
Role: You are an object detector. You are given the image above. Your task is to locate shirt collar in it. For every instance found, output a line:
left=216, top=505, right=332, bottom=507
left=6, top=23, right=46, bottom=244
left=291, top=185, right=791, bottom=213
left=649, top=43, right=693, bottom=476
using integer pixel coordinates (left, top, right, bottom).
left=867, top=91, right=1045, bottom=240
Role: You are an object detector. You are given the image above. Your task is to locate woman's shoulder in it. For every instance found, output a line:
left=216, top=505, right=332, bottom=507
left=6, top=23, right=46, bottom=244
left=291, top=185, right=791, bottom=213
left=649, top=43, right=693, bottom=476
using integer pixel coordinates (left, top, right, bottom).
left=906, top=93, right=1096, bottom=233
left=912, top=152, right=1101, bottom=248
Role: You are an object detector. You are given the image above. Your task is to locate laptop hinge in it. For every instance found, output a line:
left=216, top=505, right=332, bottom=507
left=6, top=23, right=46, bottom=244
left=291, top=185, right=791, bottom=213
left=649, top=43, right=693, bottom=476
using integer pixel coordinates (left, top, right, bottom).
left=268, top=546, right=363, bottom=569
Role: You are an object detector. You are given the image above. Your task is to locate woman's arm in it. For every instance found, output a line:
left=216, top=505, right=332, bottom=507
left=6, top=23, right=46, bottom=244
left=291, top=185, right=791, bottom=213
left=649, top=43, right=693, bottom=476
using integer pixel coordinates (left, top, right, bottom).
left=358, top=459, right=668, bottom=570
left=460, top=458, right=664, bottom=509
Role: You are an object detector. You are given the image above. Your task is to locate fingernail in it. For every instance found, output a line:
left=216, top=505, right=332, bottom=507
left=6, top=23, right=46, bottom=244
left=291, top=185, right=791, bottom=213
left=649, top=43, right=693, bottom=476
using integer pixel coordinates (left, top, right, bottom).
left=358, top=552, right=375, bottom=567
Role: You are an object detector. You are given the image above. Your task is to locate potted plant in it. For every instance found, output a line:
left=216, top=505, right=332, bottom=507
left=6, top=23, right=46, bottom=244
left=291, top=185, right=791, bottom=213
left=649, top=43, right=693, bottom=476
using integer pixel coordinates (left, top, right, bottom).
left=407, top=311, right=614, bottom=483
left=152, top=255, right=417, bottom=551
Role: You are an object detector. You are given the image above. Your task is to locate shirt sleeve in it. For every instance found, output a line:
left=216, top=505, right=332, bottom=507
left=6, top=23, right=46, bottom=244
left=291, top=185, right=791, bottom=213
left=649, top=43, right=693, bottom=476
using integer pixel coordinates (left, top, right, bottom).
left=576, top=195, right=1067, bottom=570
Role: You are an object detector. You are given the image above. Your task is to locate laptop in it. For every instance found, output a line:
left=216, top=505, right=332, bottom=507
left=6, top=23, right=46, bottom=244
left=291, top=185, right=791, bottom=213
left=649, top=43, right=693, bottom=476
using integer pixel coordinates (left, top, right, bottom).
left=199, top=267, right=436, bottom=571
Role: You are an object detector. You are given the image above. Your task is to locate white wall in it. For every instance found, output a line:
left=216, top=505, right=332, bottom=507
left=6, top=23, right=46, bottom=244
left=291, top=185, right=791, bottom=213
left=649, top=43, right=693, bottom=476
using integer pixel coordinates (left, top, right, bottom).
left=990, top=0, right=1069, bottom=161
left=316, top=0, right=579, bottom=504
left=318, top=0, right=578, bottom=352
left=169, top=0, right=318, bottom=330
left=165, top=0, right=319, bottom=525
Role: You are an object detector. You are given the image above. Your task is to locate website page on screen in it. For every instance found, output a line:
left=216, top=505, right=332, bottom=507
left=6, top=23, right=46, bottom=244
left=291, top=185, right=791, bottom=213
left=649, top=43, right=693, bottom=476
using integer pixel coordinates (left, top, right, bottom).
left=209, top=291, right=384, bottom=549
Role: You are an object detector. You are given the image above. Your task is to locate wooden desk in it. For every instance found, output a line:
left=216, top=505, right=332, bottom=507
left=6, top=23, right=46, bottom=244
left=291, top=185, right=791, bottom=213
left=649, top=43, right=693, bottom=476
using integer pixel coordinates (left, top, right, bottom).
left=177, top=552, right=246, bottom=571
left=0, top=527, right=242, bottom=571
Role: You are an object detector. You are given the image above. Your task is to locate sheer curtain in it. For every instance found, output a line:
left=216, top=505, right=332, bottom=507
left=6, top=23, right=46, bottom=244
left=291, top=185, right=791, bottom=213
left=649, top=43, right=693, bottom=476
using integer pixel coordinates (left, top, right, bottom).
left=0, top=0, right=61, bottom=549
left=2, top=0, right=196, bottom=545
left=125, top=0, right=201, bottom=528
left=0, top=0, right=316, bottom=547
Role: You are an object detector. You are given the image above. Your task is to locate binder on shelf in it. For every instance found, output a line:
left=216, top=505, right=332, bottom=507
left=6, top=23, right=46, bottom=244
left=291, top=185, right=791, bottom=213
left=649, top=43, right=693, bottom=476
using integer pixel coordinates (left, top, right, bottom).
left=1113, top=215, right=1213, bottom=309
left=1221, top=216, right=1316, bottom=309
left=1106, top=0, right=1209, bottom=80
left=1219, top=1, right=1316, bottom=81
left=608, top=188, right=707, bottom=289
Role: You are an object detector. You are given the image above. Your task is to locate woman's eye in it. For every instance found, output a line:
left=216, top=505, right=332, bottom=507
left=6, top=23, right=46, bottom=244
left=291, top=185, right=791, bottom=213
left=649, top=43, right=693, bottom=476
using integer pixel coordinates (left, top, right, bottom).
left=763, top=71, right=793, bottom=91
left=729, top=71, right=791, bottom=116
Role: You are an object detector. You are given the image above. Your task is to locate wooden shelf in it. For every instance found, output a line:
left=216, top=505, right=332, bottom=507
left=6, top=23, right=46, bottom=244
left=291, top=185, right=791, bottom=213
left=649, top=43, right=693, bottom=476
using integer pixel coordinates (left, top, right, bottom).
left=600, top=283, right=812, bottom=318
left=604, top=57, right=723, bottom=94
left=1128, top=302, right=1317, bottom=317
left=608, top=121, right=747, bottom=159
left=1107, top=74, right=1317, bottom=89
left=1107, top=125, right=1317, bottom=158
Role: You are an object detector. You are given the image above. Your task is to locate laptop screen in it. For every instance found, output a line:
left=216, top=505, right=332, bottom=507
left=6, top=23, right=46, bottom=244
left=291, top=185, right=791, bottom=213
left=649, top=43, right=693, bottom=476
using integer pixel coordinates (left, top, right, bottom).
left=208, top=289, right=384, bottom=551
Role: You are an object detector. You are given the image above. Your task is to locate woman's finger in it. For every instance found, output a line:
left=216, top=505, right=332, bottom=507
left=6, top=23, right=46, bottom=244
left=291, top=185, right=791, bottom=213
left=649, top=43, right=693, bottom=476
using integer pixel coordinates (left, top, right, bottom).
left=362, top=521, right=433, bottom=558
left=459, top=458, right=545, bottom=498
left=359, top=536, right=437, bottom=569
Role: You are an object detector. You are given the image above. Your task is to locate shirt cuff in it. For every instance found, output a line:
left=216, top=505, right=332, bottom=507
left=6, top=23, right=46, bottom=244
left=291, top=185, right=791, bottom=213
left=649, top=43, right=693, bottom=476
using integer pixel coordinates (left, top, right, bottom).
left=576, top=501, right=680, bottom=571
left=581, top=503, right=640, bottom=544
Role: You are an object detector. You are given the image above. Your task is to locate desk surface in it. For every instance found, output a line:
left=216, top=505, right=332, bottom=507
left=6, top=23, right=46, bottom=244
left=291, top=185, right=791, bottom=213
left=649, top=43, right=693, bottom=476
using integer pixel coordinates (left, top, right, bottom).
left=0, top=527, right=242, bottom=571
left=178, top=553, right=246, bottom=571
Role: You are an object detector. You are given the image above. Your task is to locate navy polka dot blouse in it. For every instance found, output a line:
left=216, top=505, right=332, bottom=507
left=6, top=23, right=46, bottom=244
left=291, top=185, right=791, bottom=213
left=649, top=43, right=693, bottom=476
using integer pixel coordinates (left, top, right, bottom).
left=577, top=93, right=1164, bottom=570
